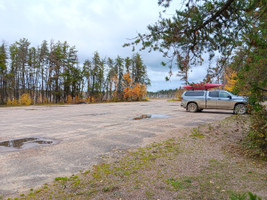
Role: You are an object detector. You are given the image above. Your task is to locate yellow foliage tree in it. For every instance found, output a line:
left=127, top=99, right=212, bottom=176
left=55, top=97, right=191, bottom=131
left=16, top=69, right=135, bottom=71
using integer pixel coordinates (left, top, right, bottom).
left=224, top=68, right=237, bottom=92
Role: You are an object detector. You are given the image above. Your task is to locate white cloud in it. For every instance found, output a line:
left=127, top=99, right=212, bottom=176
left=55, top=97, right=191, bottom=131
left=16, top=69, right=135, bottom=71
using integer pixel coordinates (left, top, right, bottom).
left=0, top=0, right=6, bottom=10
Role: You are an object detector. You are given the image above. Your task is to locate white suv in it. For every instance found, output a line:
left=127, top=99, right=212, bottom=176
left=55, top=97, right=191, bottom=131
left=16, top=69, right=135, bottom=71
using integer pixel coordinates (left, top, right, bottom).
left=181, top=90, right=247, bottom=114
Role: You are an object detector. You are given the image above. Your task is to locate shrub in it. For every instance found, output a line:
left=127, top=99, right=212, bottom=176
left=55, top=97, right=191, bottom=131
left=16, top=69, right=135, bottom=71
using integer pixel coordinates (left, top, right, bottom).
left=19, top=93, right=32, bottom=105
left=247, top=106, right=267, bottom=157
left=7, top=98, right=12, bottom=106
left=12, top=98, right=18, bottom=106
left=66, top=95, right=73, bottom=104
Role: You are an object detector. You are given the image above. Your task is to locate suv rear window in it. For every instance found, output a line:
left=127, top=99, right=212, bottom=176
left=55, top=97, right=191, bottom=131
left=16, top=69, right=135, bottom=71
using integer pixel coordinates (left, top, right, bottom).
left=208, top=91, right=219, bottom=97
left=184, top=91, right=204, bottom=96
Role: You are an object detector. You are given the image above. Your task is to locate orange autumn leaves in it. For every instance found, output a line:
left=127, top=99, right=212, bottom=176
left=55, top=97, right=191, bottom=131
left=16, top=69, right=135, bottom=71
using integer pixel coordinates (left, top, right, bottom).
left=123, top=72, right=146, bottom=101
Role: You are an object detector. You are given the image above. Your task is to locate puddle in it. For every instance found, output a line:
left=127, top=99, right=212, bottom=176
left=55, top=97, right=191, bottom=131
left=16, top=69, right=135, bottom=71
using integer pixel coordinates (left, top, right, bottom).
left=133, top=114, right=169, bottom=120
left=0, top=137, right=57, bottom=152
left=150, top=114, right=170, bottom=119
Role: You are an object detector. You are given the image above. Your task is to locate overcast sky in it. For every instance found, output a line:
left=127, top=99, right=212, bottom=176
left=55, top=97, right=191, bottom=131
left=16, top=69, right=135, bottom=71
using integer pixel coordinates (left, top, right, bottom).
left=0, top=0, right=207, bottom=92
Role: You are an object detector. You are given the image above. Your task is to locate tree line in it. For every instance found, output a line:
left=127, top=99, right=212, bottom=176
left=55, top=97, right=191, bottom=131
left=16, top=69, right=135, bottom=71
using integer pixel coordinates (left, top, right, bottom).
left=0, top=38, right=150, bottom=105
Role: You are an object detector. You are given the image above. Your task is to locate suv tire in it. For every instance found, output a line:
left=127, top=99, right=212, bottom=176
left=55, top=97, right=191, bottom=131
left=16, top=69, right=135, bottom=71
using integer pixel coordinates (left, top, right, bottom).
left=187, top=102, right=198, bottom=112
left=234, top=104, right=246, bottom=115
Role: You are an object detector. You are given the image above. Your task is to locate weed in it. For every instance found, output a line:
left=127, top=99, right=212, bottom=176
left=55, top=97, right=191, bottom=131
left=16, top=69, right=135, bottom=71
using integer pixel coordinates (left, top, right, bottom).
left=55, top=177, right=69, bottom=181
left=166, top=178, right=184, bottom=190
left=83, top=169, right=91, bottom=176
left=248, top=192, right=262, bottom=200
left=102, top=185, right=118, bottom=192
left=69, top=175, right=79, bottom=180
left=74, top=178, right=81, bottom=186
left=145, top=190, right=154, bottom=199
left=230, top=192, right=262, bottom=200
left=190, top=128, right=204, bottom=138
left=184, top=179, right=192, bottom=183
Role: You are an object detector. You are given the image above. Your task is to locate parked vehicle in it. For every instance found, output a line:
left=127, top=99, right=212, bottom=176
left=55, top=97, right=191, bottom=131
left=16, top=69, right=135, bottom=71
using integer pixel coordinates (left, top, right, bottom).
left=181, top=90, right=247, bottom=114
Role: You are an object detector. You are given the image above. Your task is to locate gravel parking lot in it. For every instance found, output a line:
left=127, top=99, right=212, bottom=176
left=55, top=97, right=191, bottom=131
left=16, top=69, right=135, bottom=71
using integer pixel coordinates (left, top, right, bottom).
left=0, top=99, right=232, bottom=197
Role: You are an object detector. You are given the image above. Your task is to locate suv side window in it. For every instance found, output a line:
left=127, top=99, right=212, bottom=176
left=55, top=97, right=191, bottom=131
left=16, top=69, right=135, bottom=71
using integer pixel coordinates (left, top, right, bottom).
left=184, top=91, right=204, bottom=96
left=209, top=91, right=219, bottom=97
left=219, top=91, right=229, bottom=98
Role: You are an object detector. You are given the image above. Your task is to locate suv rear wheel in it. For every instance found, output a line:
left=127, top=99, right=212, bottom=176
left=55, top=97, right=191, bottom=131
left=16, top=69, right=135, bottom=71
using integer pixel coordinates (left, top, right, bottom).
left=187, top=102, right=198, bottom=112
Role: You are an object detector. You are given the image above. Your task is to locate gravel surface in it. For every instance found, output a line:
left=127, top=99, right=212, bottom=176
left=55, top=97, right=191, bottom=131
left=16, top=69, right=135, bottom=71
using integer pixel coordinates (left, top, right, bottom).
left=0, top=99, right=232, bottom=197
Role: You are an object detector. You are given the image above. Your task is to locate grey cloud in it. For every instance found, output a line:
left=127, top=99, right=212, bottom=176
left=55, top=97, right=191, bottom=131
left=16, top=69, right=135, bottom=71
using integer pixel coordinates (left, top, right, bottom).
left=0, top=0, right=209, bottom=92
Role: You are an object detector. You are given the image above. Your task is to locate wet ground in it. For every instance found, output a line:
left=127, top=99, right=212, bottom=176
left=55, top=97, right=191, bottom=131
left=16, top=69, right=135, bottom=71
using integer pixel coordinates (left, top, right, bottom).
left=0, top=99, right=232, bottom=197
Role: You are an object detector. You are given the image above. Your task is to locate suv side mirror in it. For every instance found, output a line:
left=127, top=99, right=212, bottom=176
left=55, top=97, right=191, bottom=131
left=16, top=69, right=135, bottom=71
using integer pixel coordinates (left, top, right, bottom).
left=227, top=95, right=232, bottom=99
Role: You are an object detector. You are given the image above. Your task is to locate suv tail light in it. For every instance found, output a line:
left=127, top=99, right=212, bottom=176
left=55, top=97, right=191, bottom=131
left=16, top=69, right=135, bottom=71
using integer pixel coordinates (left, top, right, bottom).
left=181, top=97, right=183, bottom=101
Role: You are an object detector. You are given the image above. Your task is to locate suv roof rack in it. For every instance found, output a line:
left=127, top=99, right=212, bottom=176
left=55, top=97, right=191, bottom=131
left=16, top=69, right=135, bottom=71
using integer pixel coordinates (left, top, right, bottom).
left=182, top=83, right=224, bottom=90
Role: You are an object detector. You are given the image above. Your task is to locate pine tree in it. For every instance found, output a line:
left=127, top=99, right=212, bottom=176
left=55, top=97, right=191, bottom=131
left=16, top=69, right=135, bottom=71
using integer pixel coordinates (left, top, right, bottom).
left=0, top=42, right=8, bottom=104
left=114, top=56, right=124, bottom=100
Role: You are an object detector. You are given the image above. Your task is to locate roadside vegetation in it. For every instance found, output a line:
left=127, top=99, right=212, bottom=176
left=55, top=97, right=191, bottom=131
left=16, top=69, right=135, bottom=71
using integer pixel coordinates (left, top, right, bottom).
left=4, top=115, right=266, bottom=200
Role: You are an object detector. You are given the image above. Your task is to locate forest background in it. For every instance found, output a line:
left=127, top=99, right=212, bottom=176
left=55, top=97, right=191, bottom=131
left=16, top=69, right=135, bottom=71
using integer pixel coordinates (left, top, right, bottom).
left=0, top=39, right=151, bottom=105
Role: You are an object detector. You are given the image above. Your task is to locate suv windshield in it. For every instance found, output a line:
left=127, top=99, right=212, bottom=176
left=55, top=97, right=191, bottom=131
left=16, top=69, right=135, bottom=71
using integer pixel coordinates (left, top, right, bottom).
left=219, top=91, right=230, bottom=98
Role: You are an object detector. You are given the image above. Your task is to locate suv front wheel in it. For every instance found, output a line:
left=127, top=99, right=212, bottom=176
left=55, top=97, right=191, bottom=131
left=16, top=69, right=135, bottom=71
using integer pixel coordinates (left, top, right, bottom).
left=187, top=102, right=198, bottom=112
left=234, top=104, right=246, bottom=115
